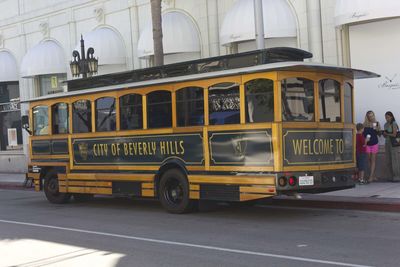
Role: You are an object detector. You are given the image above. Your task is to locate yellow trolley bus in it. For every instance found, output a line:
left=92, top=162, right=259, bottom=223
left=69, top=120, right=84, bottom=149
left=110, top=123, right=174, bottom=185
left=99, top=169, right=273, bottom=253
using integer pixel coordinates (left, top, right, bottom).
left=24, top=48, right=378, bottom=213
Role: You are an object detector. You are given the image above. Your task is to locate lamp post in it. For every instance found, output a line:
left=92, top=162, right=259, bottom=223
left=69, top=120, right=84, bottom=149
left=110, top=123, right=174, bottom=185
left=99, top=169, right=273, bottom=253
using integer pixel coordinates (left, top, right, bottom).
left=70, top=35, right=98, bottom=78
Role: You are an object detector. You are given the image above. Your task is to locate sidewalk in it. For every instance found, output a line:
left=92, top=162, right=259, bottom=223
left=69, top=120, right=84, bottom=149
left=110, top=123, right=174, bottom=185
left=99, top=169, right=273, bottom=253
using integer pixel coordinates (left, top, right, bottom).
left=0, top=173, right=399, bottom=212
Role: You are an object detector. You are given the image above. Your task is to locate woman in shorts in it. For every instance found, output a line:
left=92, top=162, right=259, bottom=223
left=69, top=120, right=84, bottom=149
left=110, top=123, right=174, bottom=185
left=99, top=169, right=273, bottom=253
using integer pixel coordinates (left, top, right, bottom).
left=363, top=110, right=381, bottom=183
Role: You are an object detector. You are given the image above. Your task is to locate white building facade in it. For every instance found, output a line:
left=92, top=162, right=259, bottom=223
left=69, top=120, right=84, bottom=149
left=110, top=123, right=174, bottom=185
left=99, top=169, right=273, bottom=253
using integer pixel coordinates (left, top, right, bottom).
left=0, top=0, right=398, bottom=173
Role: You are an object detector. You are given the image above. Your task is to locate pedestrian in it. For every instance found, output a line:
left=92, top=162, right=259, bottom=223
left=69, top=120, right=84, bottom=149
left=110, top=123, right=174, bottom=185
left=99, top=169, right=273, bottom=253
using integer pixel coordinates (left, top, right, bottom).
left=363, top=110, right=381, bottom=183
left=382, top=111, right=400, bottom=182
left=356, top=123, right=368, bottom=184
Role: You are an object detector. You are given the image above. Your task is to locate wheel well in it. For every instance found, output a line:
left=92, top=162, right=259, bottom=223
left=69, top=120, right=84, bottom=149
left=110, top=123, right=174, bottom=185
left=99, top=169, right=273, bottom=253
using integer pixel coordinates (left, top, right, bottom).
left=39, top=166, right=65, bottom=190
left=154, top=161, right=188, bottom=198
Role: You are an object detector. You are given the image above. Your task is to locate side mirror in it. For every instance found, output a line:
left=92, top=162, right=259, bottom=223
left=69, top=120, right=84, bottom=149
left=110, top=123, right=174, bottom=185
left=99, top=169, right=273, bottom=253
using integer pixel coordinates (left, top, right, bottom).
left=21, top=115, right=32, bottom=135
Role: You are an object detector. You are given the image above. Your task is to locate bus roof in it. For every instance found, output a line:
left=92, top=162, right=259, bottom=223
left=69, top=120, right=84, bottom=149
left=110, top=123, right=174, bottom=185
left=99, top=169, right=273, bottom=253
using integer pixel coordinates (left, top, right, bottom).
left=24, top=49, right=379, bottom=103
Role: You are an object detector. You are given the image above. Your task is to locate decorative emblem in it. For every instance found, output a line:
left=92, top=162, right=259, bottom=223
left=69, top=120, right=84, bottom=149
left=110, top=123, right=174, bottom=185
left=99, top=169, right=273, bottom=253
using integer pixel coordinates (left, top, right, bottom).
left=39, top=22, right=49, bottom=37
left=232, top=136, right=247, bottom=157
left=78, top=143, right=89, bottom=160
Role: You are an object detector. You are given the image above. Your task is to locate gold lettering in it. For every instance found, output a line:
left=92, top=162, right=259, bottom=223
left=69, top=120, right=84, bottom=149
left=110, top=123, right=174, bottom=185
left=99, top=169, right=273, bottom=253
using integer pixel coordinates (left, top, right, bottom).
left=111, top=144, right=117, bottom=156
left=160, top=141, right=166, bottom=155
left=293, top=140, right=302, bottom=156
left=303, top=139, right=308, bottom=155
left=138, top=142, right=143, bottom=155
left=117, top=143, right=121, bottom=156
left=93, top=144, right=98, bottom=156
left=143, top=142, right=148, bottom=155
left=133, top=143, right=138, bottom=155
left=152, top=142, right=157, bottom=155
left=129, top=143, right=133, bottom=155
left=179, top=141, right=184, bottom=155
left=174, top=141, right=179, bottom=155
left=124, top=143, right=128, bottom=155
left=313, top=140, right=319, bottom=155
left=169, top=141, right=175, bottom=155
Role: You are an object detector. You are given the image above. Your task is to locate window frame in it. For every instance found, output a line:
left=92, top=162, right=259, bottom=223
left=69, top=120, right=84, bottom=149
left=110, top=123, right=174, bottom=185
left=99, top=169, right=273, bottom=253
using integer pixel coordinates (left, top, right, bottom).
left=51, top=102, right=69, bottom=135
left=32, top=105, right=50, bottom=136
left=95, top=96, right=117, bottom=132
left=318, top=78, right=342, bottom=123
left=176, top=86, right=205, bottom=127
left=146, top=90, right=173, bottom=129
left=72, top=99, right=92, bottom=134
left=119, top=93, right=144, bottom=131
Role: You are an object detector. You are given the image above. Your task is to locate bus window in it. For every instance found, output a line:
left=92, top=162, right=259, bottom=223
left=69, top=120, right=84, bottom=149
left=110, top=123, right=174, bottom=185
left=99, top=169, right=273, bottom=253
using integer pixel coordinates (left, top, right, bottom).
left=33, top=105, right=49, bottom=135
left=120, top=94, right=143, bottom=130
left=281, top=78, right=314, bottom=122
left=208, top=82, right=240, bottom=125
left=52, top=103, right=69, bottom=134
left=96, top=97, right=116, bottom=132
left=72, top=100, right=92, bottom=133
left=319, top=79, right=341, bottom=122
left=176, top=87, right=204, bottom=127
left=245, top=79, right=274, bottom=123
left=344, top=83, right=353, bottom=123
left=147, top=91, right=172, bottom=128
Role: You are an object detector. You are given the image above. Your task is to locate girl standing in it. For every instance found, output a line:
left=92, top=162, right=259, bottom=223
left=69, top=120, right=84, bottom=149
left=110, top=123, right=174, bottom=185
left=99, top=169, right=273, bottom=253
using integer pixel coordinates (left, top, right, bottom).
left=363, top=110, right=381, bottom=182
left=383, top=111, right=400, bottom=182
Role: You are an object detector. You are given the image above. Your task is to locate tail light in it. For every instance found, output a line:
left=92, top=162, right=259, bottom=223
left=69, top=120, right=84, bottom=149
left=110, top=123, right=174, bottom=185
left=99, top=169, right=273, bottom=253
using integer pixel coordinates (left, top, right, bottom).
left=278, top=176, right=287, bottom=187
left=288, top=176, right=297, bottom=186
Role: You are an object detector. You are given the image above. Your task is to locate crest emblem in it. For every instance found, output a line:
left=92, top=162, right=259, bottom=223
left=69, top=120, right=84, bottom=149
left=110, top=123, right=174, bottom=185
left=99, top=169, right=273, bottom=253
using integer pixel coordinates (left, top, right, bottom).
left=232, top=136, right=247, bottom=157
left=78, top=143, right=89, bottom=160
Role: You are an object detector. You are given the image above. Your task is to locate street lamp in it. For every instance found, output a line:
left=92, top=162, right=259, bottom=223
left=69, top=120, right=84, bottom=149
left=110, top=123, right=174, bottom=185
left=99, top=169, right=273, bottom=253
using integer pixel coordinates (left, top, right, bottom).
left=70, top=35, right=98, bottom=78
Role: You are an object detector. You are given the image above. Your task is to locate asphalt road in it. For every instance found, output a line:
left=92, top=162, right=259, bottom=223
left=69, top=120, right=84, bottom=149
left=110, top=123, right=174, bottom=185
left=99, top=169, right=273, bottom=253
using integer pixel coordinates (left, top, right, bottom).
left=0, top=189, right=399, bottom=267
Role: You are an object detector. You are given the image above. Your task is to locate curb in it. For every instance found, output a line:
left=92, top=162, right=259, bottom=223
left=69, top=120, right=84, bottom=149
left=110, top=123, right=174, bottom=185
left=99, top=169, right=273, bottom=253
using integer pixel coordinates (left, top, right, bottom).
left=259, top=195, right=400, bottom=212
left=0, top=182, right=34, bottom=191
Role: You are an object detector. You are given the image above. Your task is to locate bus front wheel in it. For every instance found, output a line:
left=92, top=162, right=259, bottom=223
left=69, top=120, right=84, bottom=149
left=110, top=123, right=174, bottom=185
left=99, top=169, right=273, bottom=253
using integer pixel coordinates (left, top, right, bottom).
left=158, top=169, right=194, bottom=214
left=44, top=171, right=71, bottom=204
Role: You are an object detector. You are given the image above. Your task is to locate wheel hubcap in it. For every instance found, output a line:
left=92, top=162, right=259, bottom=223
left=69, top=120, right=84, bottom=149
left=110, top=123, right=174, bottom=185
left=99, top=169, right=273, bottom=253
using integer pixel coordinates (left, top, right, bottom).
left=164, top=178, right=183, bottom=205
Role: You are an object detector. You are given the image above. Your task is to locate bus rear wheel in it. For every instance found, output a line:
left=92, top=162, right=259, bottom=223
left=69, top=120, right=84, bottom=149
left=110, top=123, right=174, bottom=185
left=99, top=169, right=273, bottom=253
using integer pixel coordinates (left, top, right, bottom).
left=158, top=169, right=194, bottom=214
left=44, top=171, right=71, bottom=204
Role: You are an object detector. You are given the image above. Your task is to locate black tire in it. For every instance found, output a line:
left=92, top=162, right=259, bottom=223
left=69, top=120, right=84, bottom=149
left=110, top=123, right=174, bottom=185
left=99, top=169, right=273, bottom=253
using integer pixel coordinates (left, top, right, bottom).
left=73, top=193, right=94, bottom=202
left=43, top=170, right=71, bottom=204
left=158, top=169, right=194, bottom=214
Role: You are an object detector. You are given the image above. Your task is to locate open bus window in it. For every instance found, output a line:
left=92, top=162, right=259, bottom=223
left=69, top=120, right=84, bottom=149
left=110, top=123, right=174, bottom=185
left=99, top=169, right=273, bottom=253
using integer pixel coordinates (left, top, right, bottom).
left=33, top=105, right=48, bottom=135
left=120, top=94, right=143, bottom=130
left=176, top=87, right=204, bottom=127
left=245, top=79, right=274, bottom=123
left=147, top=90, right=172, bottom=128
left=344, top=82, right=353, bottom=123
left=208, top=82, right=240, bottom=125
left=96, top=97, right=116, bottom=132
left=281, top=78, right=314, bottom=122
left=52, top=103, right=69, bottom=134
left=319, top=79, right=341, bottom=122
left=72, top=100, right=92, bottom=133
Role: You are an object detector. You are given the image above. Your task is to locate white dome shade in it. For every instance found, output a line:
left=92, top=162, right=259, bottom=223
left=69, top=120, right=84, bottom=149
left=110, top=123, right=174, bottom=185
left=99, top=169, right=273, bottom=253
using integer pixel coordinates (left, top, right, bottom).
left=76, top=27, right=126, bottom=65
left=335, top=0, right=400, bottom=26
left=0, top=51, right=18, bottom=82
left=137, top=11, right=201, bottom=58
left=20, top=40, right=67, bottom=78
left=220, top=0, right=297, bottom=46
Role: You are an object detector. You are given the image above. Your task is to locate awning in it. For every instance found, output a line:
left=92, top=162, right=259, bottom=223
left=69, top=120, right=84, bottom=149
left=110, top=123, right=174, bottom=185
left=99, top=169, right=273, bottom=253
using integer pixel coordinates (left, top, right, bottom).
left=137, top=11, right=200, bottom=58
left=0, top=51, right=18, bottom=82
left=77, top=27, right=125, bottom=65
left=220, top=0, right=297, bottom=46
left=20, top=40, right=66, bottom=78
left=335, top=0, right=400, bottom=26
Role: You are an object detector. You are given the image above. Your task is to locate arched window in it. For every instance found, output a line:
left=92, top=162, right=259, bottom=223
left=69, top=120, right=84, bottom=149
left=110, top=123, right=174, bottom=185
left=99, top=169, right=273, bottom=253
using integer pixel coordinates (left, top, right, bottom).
left=319, top=79, right=341, bottom=122
left=120, top=94, right=143, bottom=130
left=176, top=87, right=204, bottom=127
left=72, top=100, right=91, bottom=133
left=281, top=78, right=314, bottom=121
left=33, top=105, right=48, bottom=135
left=344, top=83, right=353, bottom=123
left=147, top=91, right=172, bottom=128
left=245, top=79, right=274, bottom=123
left=96, top=97, right=116, bottom=132
left=208, top=82, right=240, bottom=125
left=52, top=103, right=69, bottom=134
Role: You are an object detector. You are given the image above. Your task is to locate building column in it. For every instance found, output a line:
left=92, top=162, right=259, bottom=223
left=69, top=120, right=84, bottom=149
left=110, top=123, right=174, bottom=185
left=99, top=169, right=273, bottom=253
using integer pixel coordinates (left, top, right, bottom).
left=306, top=0, right=323, bottom=62
left=129, top=0, right=141, bottom=69
left=207, top=0, right=219, bottom=57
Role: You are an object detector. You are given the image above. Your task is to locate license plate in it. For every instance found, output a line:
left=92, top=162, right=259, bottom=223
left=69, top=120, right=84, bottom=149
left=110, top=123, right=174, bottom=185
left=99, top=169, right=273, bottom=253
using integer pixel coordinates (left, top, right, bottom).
left=299, top=176, right=314, bottom=186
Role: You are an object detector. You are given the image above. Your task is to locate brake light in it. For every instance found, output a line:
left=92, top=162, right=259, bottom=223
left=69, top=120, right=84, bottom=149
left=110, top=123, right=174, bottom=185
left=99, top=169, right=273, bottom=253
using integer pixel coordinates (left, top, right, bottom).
left=288, top=176, right=297, bottom=186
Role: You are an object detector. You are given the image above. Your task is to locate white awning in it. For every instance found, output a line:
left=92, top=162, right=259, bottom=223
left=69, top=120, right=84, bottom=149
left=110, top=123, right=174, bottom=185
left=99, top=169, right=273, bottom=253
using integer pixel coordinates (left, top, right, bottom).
left=20, top=40, right=66, bottom=78
left=137, top=11, right=200, bottom=58
left=77, top=27, right=126, bottom=65
left=220, top=0, right=297, bottom=46
left=0, top=51, right=18, bottom=82
left=335, top=0, right=400, bottom=26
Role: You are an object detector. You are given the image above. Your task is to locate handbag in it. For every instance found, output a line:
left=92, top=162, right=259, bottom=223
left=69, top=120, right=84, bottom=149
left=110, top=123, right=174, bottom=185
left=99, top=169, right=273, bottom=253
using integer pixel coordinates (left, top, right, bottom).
left=390, top=125, right=400, bottom=147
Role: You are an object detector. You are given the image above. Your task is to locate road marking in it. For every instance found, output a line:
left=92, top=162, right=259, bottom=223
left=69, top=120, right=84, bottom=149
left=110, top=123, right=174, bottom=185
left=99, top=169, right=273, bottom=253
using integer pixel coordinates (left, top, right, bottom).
left=0, top=219, right=374, bottom=267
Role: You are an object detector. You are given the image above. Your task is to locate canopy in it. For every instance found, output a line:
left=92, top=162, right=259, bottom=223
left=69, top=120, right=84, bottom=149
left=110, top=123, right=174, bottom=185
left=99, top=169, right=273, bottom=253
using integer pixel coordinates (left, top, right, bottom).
left=335, top=0, right=400, bottom=26
left=20, top=40, right=66, bottom=78
left=76, top=27, right=126, bottom=65
left=137, top=11, right=200, bottom=58
left=220, top=0, right=297, bottom=46
left=0, top=51, right=18, bottom=82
